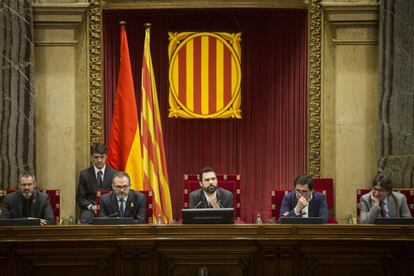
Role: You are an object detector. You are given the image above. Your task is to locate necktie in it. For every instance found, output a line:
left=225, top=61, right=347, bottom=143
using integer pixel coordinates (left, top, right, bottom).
left=119, top=199, right=125, bottom=217
left=97, top=170, right=103, bottom=188
left=380, top=202, right=386, bottom=218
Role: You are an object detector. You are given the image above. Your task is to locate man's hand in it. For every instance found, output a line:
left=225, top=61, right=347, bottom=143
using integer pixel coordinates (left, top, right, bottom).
left=370, top=193, right=380, bottom=206
left=294, top=196, right=308, bottom=215
left=40, top=219, right=48, bottom=225
left=90, top=205, right=98, bottom=215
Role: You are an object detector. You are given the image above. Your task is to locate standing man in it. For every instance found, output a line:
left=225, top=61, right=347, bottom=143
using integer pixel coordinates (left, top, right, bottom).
left=360, top=173, right=411, bottom=223
left=99, top=172, right=146, bottom=223
left=1, top=172, right=54, bottom=225
left=279, top=174, right=328, bottom=223
left=189, top=167, right=233, bottom=209
left=76, top=143, right=117, bottom=223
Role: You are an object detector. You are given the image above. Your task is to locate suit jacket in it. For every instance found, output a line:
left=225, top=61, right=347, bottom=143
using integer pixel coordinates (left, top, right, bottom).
left=1, top=190, right=54, bottom=224
left=279, top=190, right=328, bottom=223
left=76, top=166, right=117, bottom=210
left=189, top=187, right=233, bottom=209
left=360, top=191, right=412, bottom=224
left=99, top=190, right=146, bottom=224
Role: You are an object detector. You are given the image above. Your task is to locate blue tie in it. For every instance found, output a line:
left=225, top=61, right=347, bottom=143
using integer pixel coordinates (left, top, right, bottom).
left=119, top=199, right=125, bottom=217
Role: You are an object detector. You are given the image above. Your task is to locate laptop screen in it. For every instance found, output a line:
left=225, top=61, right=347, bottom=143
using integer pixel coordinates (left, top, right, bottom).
left=374, top=217, right=414, bottom=225
left=182, top=208, right=234, bottom=224
left=0, top=218, right=41, bottom=226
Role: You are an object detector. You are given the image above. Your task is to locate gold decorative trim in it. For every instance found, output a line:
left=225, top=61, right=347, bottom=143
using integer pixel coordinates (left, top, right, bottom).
left=89, top=0, right=103, bottom=145
left=89, top=1, right=322, bottom=175
left=307, top=0, right=321, bottom=177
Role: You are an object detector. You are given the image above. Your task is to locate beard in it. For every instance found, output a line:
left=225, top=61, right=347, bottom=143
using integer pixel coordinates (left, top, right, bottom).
left=203, top=185, right=217, bottom=194
left=22, top=190, right=32, bottom=199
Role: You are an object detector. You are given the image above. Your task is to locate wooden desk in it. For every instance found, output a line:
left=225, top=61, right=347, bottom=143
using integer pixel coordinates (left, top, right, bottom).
left=0, top=224, right=413, bottom=276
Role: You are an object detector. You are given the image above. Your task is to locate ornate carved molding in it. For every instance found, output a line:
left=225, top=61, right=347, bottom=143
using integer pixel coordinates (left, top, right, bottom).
left=89, top=0, right=103, bottom=144
left=307, top=0, right=322, bottom=176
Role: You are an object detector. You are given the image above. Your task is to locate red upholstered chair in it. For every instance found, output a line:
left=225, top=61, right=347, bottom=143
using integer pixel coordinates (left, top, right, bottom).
left=183, top=174, right=241, bottom=221
left=0, top=188, right=60, bottom=225
left=95, top=189, right=153, bottom=223
left=271, top=178, right=337, bottom=223
left=356, top=188, right=414, bottom=223
left=40, top=189, right=60, bottom=225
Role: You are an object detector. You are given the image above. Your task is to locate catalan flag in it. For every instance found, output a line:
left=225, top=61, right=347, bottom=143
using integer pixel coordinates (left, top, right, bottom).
left=141, top=24, right=173, bottom=223
left=108, top=23, right=144, bottom=191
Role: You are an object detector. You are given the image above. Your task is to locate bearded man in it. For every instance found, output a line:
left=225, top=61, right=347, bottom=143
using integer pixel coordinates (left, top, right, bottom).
left=99, top=171, right=146, bottom=224
left=1, top=172, right=54, bottom=225
left=189, top=167, right=233, bottom=209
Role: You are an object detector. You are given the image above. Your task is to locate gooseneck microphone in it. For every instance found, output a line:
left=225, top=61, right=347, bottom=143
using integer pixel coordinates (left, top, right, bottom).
left=192, top=201, right=203, bottom=209
left=217, top=200, right=224, bottom=208
left=105, top=212, right=120, bottom=218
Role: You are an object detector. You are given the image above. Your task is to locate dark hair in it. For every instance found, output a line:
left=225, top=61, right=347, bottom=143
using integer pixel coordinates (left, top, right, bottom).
left=90, top=143, right=107, bottom=155
left=199, top=166, right=215, bottom=181
left=294, top=175, right=314, bottom=190
left=372, top=173, right=393, bottom=192
left=112, top=171, right=131, bottom=185
left=18, top=172, right=36, bottom=185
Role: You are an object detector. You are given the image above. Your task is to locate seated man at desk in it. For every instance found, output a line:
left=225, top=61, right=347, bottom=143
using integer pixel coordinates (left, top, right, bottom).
left=360, top=173, right=411, bottom=224
left=1, top=172, right=54, bottom=225
left=279, top=174, right=328, bottom=222
left=99, top=171, right=146, bottom=223
left=189, top=167, right=233, bottom=209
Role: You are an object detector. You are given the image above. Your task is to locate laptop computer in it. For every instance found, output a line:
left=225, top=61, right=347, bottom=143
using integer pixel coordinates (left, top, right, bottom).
left=182, top=208, right=234, bottom=224
left=279, top=217, right=325, bottom=224
left=92, top=217, right=135, bottom=225
left=0, top=218, right=41, bottom=226
left=374, top=217, right=414, bottom=225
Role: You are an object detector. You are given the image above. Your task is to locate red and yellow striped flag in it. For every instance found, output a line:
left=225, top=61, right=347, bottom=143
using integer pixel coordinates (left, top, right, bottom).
left=141, top=24, right=173, bottom=223
left=108, top=23, right=144, bottom=191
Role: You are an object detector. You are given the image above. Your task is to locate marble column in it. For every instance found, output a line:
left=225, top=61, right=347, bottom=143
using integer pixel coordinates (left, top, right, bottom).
left=321, top=2, right=379, bottom=222
left=33, top=2, right=89, bottom=222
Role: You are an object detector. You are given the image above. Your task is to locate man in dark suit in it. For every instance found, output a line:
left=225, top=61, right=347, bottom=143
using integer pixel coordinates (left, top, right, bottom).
left=99, top=171, right=146, bottom=223
left=1, top=172, right=54, bottom=225
left=76, top=143, right=117, bottom=223
left=279, top=174, right=328, bottom=223
left=189, top=167, right=233, bottom=209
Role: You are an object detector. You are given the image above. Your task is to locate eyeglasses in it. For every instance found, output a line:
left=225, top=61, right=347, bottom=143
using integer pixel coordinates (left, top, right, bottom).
left=372, top=187, right=387, bottom=193
left=113, top=185, right=130, bottom=190
left=295, top=189, right=310, bottom=195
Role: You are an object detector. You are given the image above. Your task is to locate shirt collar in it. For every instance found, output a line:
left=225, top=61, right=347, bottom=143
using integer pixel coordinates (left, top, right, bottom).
left=94, top=165, right=106, bottom=176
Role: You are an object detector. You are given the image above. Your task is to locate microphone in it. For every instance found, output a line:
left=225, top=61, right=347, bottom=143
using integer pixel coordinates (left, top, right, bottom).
left=192, top=201, right=203, bottom=209
left=217, top=200, right=224, bottom=208
left=105, top=212, right=120, bottom=218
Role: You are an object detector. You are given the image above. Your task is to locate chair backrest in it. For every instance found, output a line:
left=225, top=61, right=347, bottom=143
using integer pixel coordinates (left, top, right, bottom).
left=0, top=189, right=60, bottom=225
left=183, top=174, right=241, bottom=221
left=95, top=189, right=153, bottom=223
left=356, top=188, right=414, bottom=223
left=271, top=178, right=336, bottom=223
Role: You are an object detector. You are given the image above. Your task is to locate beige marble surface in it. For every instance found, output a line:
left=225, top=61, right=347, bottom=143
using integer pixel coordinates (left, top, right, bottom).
left=33, top=3, right=89, bottom=222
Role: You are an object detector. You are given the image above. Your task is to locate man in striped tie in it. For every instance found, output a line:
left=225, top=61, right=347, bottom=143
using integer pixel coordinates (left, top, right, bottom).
left=99, top=172, right=146, bottom=224
left=76, top=144, right=117, bottom=223
left=360, top=173, right=412, bottom=223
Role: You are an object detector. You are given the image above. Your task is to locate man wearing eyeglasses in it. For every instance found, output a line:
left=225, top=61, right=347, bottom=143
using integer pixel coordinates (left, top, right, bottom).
left=279, top=175, right=328, bottom=222
left=359, top=173, right=411, bottom=224
left=1, top=172, right=54, bottom=225
left=99, top=171, right=146, bottom=223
